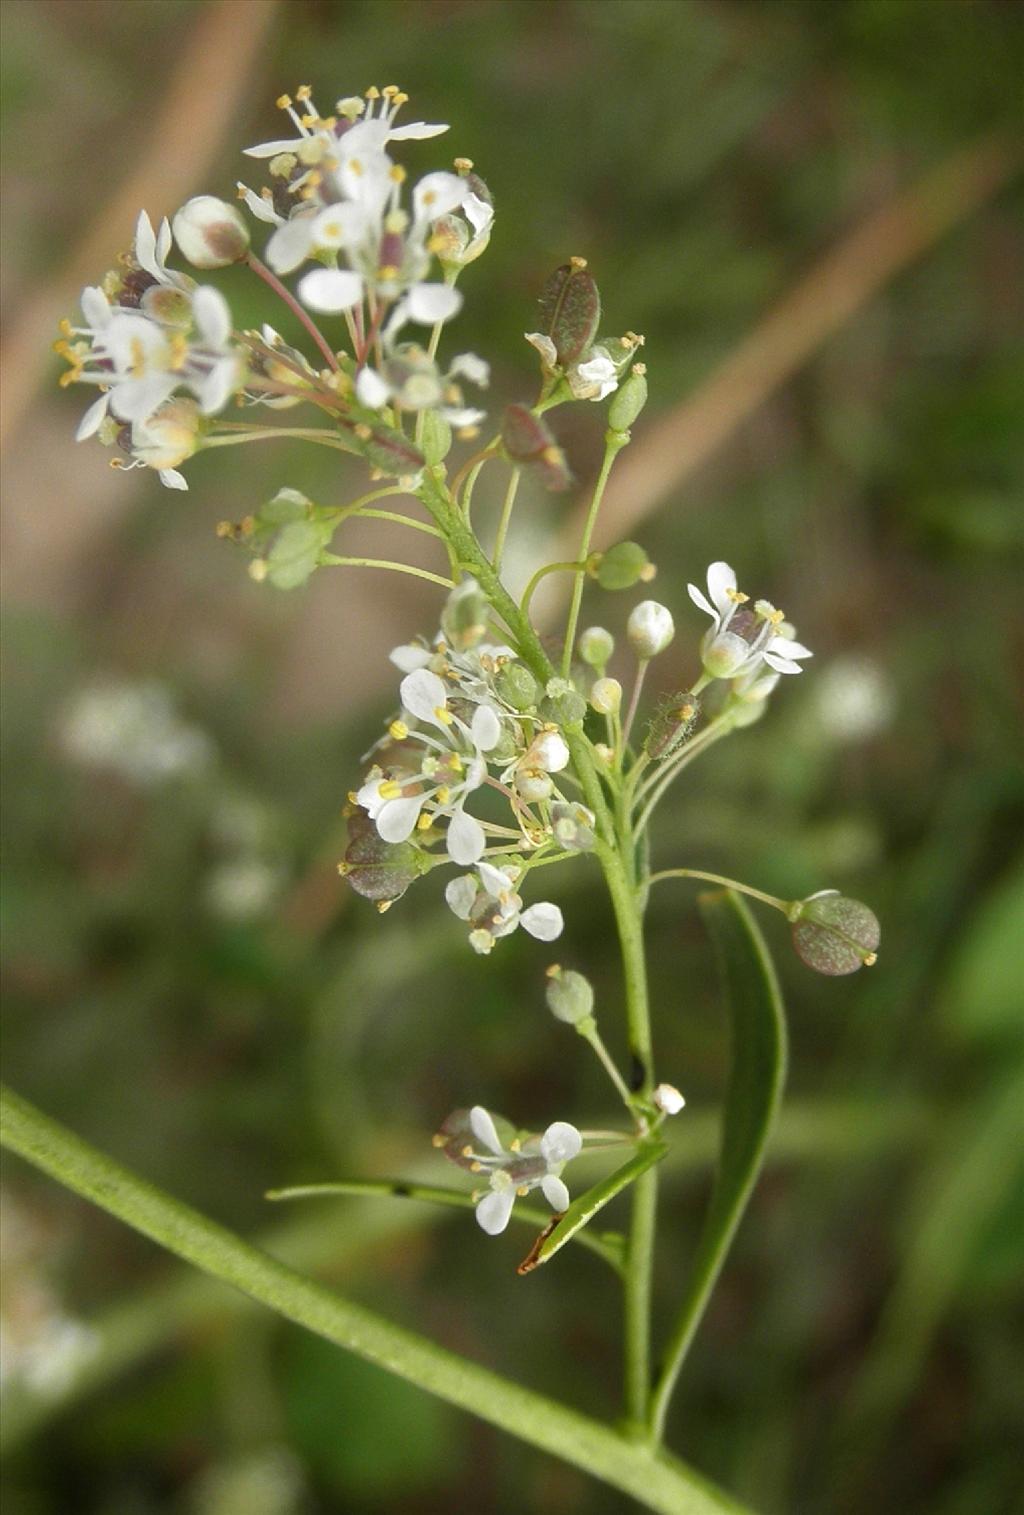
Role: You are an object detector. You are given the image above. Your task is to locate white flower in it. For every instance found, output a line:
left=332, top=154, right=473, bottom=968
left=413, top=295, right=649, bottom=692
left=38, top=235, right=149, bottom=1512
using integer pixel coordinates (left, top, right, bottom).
left=435, top=1106, right=582, bottom=1235
left=444, top=861, right=563, bottom=953
left=573, top=348, right=618, bottom=400
left=352, top=345, right=488, bottom=427
left=688, top=561, right=812, bottom=681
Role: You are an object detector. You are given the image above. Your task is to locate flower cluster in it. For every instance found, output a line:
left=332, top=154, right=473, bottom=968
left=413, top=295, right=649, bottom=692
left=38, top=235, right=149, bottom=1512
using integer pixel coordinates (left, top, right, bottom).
left=56, top=214, right=247, bottom=489
left=433, top=1106, right=583, bottom=1235
left=688, top=560, right=812, bottom=692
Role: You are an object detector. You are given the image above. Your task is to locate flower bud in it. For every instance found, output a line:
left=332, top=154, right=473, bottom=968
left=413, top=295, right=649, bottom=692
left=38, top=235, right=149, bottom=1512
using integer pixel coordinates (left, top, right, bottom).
left=545, top=965, right=595, bottom=1025
left=627, top=600, right=675, bottom=659
left=594, top=541, right=652, bottom=591
left=495, top=662, right=540, bottom=712
left=526, top=728, right=570, bottom=773
left=607, top=364, right=648, bottom=433
left=590, top=677, right=622, bottom=715
left=515, top=768, right=553, bottom=803
left=550, top=801, right=596, bottom=852
left=130, top=398, right=203, bottom=470
left=440, top=577, right=489, bottom=651
left=541, top=681, right=587, bottom=726
left=653, top=1083, right=686, bottom=1116
left=789, top=891, right=880, bottom=976
left=578, top=626, right=614, bottom=669
left=172, top=196, right=250, bottom=268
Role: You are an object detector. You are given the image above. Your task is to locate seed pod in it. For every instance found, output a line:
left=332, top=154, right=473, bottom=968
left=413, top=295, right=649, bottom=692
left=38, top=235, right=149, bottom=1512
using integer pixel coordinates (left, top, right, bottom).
left=595, top=541, right=651, bottom=591
left=346, top=414, right=425, bottom=477
left=340, top=812, right=425, bottom=904
left=495, top=662, right=541, bottom=712
left=607, top=364, right=648, bottom=432
left=501, top=404, right=571, bottom=492
left=545, top=966, right=595, bottom=1025
left=790, top=891, right=880, bottom=976
left=537, top=258, right=601, bottom=366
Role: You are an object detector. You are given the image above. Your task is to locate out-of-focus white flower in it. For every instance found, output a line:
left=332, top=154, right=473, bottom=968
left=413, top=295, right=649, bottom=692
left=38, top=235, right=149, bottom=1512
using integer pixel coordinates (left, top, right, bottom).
left=434, top=1105, right=582, bottom=1235
left=812, top=657, right=894, bottom=743
left=203, top=858, right=284, bottom=922
left=688, top=561, right=812, bottom=682
left=58, top=680, right=214, bottom=786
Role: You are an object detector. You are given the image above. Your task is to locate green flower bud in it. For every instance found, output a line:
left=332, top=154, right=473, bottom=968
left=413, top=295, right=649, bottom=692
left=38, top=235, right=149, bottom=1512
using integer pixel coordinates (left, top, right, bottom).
left=590, top=676, right=622, bottom=715
left=578, top=626, right=614, bottom=668
left=545, top=965, right=595, bottom=1025
left=495, top=662, right=540, bottom=712
left=607, top=363, right=648, bottom=432
left=542, top=678, right=587, bottom=726
left=789, top=891, right=880, bottom=976
left=595, top=541, right=652, bottom=591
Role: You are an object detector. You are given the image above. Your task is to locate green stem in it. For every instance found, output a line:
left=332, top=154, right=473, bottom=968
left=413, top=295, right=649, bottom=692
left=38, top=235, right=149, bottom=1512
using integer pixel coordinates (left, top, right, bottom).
left=649, top=870, right=790, bottom=914
left=561, top=432, right=627, bottom=678
left=204, top=429, right=354, bottom=452
left=492, top=466, right=522, bottom=573
left=0, top=1085, right=746, bottom=1515
left=246, top=252, right=340, bottom=372
left=319, top=555, right=454, bottom=589
left=520, top=560, right=587, bottom=617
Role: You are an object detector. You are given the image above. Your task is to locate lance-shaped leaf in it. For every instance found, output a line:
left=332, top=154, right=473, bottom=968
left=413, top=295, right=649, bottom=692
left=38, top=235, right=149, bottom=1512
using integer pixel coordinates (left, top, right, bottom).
left=538, top=259, right=602, bottom=365
left=649, top=890, right=787, bottom=1438
left=501, top=404, right=572, bottom=492
left=517, top=1141, right=665, bottom=1275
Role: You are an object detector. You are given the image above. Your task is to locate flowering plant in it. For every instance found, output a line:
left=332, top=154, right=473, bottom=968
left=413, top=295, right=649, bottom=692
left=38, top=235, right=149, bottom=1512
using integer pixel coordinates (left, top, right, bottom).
left=6, top=80, right=882, bottom=1515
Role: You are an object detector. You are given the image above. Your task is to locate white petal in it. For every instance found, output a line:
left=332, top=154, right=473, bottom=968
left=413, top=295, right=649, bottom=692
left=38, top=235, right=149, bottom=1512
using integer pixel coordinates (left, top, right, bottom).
left=389, top=643, right=433, bottom=673
left=400, top=668, right=448, bottom=724
left=471, top=704, right=501, bottom=752
left=448, top=353, right=490, bottom=387
left=769, top=636, right=813, bottom=661
left=444, top=875, right=477, bottom=921
left=446, top=808, right=485, bottom=866
left=376, top=793, right=425, bottom=842
left=356, top=366, right=391, bottom=409
left=192, top=285, right=232, bottom=347
left=477, top=861, right=513, bottom=899
left=762, top=653, right=804, bottom=676
left=540, top=1175, right=570, bottom=1212
left=413, top=171, right=468, bottom=223
left=194, top=356, right=238, bottom=415
left=461, top=192, right=494, bottom=237
left=541, top=1121, right=582, bottom=1165
left=687, top=583, right=717, bottom=621
left=406, top=282, right=462, bottom=325
left=475, top=1188, right=515, bottom=1235
left=388, top=121, right=450, bottom=141
left=440, top=406, right=487, bottom=428
left=266, top=215, right=318, bottom=275
left=133, top=211, right=159, bottom=280
left=237, top=183, right=281, bottom=225
left=298, top=267, right=365, bottom=313
left=311, top=200, right=371, bottom=251
left=706, top=561, right=737, bottom=617
left=75, top=393, right=109, bottom=441
left=520, top=903, right=564, bottom=942
left=109, top=373, right=178, bottom=422
left=81, top=285, right=111, bottom=329
left=525, top=332, right=558, bottom=367
left=158, top=468, right=188, bottom=490
left=156, top=217, right=173, bottom=267
left=469, top=1106, right=504, bottom=1155
left=243, top=137, right=306, bottom=159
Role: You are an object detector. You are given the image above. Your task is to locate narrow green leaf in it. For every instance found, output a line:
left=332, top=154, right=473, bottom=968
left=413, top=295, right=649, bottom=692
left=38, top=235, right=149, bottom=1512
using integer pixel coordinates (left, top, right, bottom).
left=650, top=890, right=787, bottom=1439
left=522, top=1142, right=666, bottom=1274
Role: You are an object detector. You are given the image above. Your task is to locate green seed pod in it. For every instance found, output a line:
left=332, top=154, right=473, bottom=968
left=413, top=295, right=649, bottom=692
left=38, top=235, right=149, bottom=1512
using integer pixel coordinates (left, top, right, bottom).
left=495, top=661, right=540, bottom=712
left=789, top=892, right=880, bottom=976
left=545, top=965, right=595, bottom=1025
left=578, top=626, right=614, bottom=669
left=541, top=678, right=587, bottom=726
left=419, top=409, right=452, bottom=465
left=595, top=541, right=652, bottom=591
left=607, top=364, right=648, bottom=433
left=340, top=812, right=425, bottom=905
left=538, top=258, right=602, bottom=366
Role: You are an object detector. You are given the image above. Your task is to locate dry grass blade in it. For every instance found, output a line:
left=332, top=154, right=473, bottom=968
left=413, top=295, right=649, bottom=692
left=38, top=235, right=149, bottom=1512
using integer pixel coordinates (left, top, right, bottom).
left=559, top=133, right=1021, bottom=555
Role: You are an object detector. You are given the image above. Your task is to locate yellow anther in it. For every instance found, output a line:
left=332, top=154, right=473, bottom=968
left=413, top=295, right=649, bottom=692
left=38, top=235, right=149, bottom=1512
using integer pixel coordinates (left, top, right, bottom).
left=433, top=705, right=453, bottom=725
left=569, top=255, right=588, bottom=270
left=470, top=1160, right=483, bottom=1173
left=726, top=588, right=749, bottom=604
left=416, top=812, right=432, bottom=831
left=453, top=157, right=473, bottom=174
left=295, top=84, right=312, bottom=101
left=348, top=157, right=364, bottom=177
left=299, top=114, right=318, bottom=129
left=276, top=93, right=292, bottom=110
left=677, top=702, right=696, bottom=721
left=460, top=1143, right=473, bottom=1157
left=393, top=92, right=409, bottom=107
left=389, top=164, right=407, bottom=183
left=448, top=754, right=463, bottom=774
left=389, top=719, right=409, bottom=741
left=633, top=362, right=647, bottom=376
left=425, top=233, right=447, bottom=256
left=365, top=85, right=381, bottom=100
left=375, top=900, right=392, bottom=913
left=457, top=425, right=480, bottom=441
left=541, top=445, right=562, bottom=464
left=347, top=789, right=359, bottom=805
left=336, top=861, right=349, bottom=875
left=382, top=84, right=399, bottom=98
left=769, top=608, right=785, bottom=626
left=435, top=786, right=451, bottom=806
left=509, top=1138, right=521, bottom=1152
left=516, top=1185, right=529, bottom=1198
left=378, top=780, right=402, bottom=800
left=215, top=520, right=233, bottom=539
left=863, top=952, right=878, bottom=967
left=58, top=318, right=73, bottom=337
left=431, top=1132, right=446, bottom=1147
left=355, top=423, right=372, bottom=440
left=377, top=264, right=400, bottom=281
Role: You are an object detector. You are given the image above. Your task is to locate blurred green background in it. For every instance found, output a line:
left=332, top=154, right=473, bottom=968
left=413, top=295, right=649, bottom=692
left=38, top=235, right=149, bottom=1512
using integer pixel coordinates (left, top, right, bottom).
left=2, top=1, right=1023, bottom=1512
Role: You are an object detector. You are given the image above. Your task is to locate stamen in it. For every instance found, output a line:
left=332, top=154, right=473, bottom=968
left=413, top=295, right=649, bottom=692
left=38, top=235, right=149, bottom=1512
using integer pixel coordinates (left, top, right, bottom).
left=389, top=719, right=409, bottom=741
left=433, top=705, right=453, bottom=725
left=726, top=588, right=749, bottom=604
left=378, top=780, right=402, bottom=800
